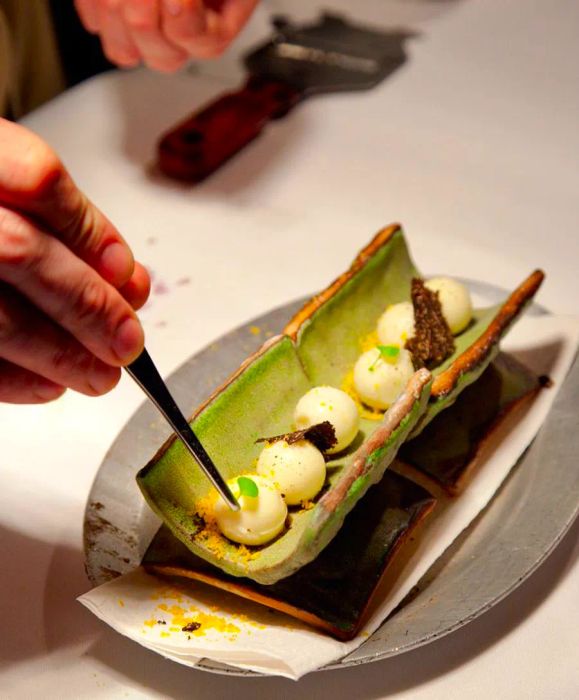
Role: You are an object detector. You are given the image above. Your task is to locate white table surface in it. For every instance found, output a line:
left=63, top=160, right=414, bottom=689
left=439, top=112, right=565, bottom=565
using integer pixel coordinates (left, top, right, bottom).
left=2, top=0, right=578, bottom=697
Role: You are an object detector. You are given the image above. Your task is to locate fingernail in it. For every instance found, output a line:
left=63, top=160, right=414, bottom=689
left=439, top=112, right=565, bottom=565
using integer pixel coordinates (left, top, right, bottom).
left=35, top=378, right=66, bottom=401
left=88, top=364, right=121, bottom=395
left=113, top=317, right=144, bottom=363
left=100, top=241, right=134, bottom=287
left=164, top=0, right=182, bottom=17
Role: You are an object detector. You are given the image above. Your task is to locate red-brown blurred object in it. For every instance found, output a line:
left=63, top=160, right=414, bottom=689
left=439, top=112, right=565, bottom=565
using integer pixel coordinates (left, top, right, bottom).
left=158, top=76, right=302, bottom=182
left=158, top=14, right=414, bottom=182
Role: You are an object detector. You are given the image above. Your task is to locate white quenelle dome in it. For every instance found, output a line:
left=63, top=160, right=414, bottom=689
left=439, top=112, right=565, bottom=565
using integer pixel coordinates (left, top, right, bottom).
left=213, top=475, right=287, bottom=546
left=425, top=277, right=472, bottom=335
left=294, top=386, right=359, bottom=454
left=257, top=439, right=326, bottom=505
left=377, top=301, right=415, bottom=347
left=353, top=347, right=415, bottom=410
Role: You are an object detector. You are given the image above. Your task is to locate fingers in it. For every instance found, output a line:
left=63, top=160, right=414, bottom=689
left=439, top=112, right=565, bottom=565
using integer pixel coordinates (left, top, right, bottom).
left=74, top=0, right=101, bottom=33
left=160, top=0, right=227, bottom=59
left=0, top=207, right=144, bottom=367
left=0, top=119, right=150, bottom=404
left=0, top=119, right=150, bottom=298
left=0, top=360, right=66, bottom=404
left=0, top=287, right=120, bottom=396
left=120, top=261, right=151, bottom=310
left=95, top=0, right=141, bottom=67
left=161, top=0, right=207, bottom=52
left=217, top=0, right=260, bottom=42
left=74, top=0, right=259, bottom=70
left=121, top=0, right=188, bottom=72
left=161, top=0, right=258, bottom=59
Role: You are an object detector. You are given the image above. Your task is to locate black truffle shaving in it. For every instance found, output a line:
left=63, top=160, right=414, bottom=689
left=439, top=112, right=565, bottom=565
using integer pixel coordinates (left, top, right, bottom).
left=256, top=421, right=337, bottom=453
left=182, top=621, right=201, bottom=632
left=406, top=277, right=455, bottom=369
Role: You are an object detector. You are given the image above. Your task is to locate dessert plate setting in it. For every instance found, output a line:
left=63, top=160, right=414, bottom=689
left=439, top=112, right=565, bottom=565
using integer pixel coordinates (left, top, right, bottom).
left=83, top=228, right=579, bottom=677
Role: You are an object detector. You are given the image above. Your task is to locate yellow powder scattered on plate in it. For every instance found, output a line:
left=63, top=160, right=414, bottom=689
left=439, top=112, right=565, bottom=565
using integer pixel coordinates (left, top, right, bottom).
left=154, top=602, right=241, bottom=637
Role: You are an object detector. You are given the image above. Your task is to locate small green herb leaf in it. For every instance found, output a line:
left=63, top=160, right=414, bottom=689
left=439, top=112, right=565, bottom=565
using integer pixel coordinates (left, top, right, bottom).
left=377, top=345, right=400, bottom=360
left=237, top=476, right=259, bottom=498
left=368, top=345, right=401, bottom=372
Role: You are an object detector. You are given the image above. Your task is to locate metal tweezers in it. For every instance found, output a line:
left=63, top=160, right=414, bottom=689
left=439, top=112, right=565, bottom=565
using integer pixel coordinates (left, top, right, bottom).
left=125, top=349, right=240, bottom=511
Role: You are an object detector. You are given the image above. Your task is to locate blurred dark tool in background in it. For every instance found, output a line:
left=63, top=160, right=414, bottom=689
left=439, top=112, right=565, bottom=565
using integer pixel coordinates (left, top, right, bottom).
left=158, top=13, right=414, bottom=182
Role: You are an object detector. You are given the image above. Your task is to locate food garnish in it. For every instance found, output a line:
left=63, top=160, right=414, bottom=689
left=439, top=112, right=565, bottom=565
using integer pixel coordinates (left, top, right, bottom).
left=237, top=476, right=259, bottom=498
left=256, top=420, right=337, bottom=453
left=406, top=278, right=455, bottom=369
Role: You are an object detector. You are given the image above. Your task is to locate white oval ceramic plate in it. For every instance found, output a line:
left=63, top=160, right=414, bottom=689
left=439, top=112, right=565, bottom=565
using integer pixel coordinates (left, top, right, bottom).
left=83, top=280, right=578, bottom=676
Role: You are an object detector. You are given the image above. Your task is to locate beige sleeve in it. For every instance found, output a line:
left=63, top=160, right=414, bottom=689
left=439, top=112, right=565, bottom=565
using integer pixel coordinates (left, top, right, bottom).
left=0, top=0, right=65, bottom=119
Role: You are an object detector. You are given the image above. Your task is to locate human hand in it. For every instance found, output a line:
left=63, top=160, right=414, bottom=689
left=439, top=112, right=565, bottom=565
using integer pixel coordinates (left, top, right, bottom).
left=74, top=0, right=260, bottom=72
left=0, top=118, right=150, bottom=403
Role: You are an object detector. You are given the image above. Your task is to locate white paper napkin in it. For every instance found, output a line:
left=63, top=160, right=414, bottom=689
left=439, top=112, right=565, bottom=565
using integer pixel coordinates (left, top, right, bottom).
left=79, top=315, right=579, bottom=680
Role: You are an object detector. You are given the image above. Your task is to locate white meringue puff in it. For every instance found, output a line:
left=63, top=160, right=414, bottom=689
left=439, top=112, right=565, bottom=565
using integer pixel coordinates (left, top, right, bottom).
left=425, top=277, right=472, bottom=334
left=377, top=301, right=415, bottom=347
left=353, top=346, right=415, bottom=410
left=257, top=439, right=326, bottom=505
left=294, top=386, right=360, bottom=454
left=213, top=475, right=287, bottom=546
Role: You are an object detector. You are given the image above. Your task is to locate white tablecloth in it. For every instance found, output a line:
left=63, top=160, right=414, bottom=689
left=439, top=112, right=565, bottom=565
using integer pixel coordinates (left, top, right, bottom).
left=1, top=0, right=577, bottom=697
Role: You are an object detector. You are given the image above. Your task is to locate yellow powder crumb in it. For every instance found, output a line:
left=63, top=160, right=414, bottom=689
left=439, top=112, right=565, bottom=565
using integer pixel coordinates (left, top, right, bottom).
left=194, top=492, right=218, bottom=526
left=155, top=602, right=241, bottom=637
left=191, top=493, right=258, bottom=568
left=195, top=526, right=257, bottom=567
left=249, top=326, right=261, bottom=335
left=144, top=600, right=266, bottom=640
left=118, top=599, right=125, bottom=607
left=360, top=330, right=379, bottom=353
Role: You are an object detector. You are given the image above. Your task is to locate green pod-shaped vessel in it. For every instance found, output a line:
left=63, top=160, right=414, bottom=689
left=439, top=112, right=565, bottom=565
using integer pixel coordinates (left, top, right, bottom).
left=137, top=225, right=543, bottom=584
